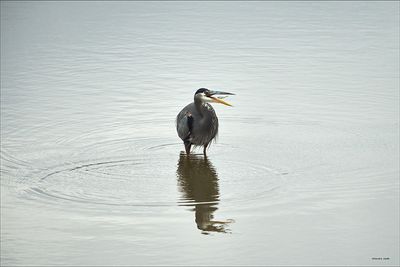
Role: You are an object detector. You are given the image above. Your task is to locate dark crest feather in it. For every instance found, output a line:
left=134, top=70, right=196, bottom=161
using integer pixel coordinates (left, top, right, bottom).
left=195, top=88, right=209, bottom=95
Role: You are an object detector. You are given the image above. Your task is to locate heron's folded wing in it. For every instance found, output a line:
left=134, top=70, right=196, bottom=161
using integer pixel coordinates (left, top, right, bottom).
left=176, top=111, right=192, bottom=141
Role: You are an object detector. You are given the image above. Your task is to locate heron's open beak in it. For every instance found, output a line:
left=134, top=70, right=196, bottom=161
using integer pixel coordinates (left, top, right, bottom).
left=207, top=91, right=235, bottom=107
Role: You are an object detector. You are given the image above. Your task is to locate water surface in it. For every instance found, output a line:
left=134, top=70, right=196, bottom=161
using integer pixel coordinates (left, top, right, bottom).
left=1, top=1, right=399, bottom=266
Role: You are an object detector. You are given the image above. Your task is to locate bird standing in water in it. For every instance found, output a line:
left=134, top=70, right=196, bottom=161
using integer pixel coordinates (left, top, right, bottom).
left=176, top=88, right=234, bottom=155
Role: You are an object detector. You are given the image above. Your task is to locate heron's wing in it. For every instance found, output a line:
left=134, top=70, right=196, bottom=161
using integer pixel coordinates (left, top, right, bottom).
left=176, top=104, right=195, bottom=141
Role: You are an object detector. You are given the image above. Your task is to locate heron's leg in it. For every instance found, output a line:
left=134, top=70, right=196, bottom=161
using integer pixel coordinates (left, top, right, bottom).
left=184, top=141, right=191, bottom=155
left=203, top=143, right=209, bottom=156
left=183, top=112, right=193, bottom=155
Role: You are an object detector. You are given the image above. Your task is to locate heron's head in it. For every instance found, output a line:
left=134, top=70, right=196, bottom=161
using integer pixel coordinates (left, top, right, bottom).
left=194, top=88, right=235, bottom=107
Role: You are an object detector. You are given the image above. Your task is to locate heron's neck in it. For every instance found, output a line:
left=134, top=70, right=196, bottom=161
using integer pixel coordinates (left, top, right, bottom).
left=194, top=99, right=209, bottom=117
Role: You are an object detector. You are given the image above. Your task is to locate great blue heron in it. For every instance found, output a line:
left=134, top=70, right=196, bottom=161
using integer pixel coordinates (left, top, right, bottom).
left=176, top=88, right=234, bottom=155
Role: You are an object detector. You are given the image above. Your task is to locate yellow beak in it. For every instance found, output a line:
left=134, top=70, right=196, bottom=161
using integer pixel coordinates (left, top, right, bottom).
left=209, top=96, right=233, bottom=107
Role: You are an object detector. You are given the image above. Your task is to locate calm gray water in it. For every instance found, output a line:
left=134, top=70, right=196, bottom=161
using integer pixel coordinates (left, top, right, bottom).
left=1, top=1, right=399, bottom=266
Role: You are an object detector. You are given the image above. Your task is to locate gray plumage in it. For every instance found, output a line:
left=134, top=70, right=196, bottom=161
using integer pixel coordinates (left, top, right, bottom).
left=176, top=102, right=218, bottom=148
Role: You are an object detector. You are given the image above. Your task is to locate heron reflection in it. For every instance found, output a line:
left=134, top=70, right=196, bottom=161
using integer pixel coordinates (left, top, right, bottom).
left=176, top=153, right=233, bottom=234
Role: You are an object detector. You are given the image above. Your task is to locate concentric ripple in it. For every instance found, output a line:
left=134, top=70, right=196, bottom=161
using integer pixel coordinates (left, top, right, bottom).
left=5, top=135, right=287, bottom=212
left=22, top=155, right=179, bottom=208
